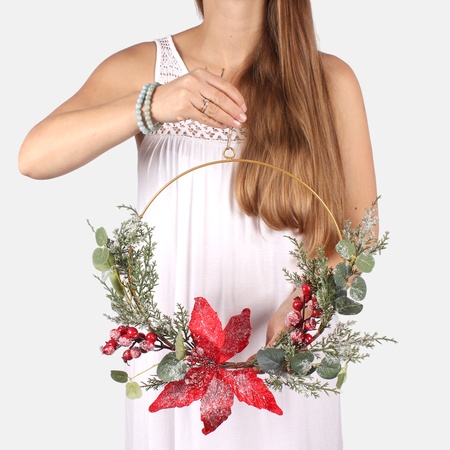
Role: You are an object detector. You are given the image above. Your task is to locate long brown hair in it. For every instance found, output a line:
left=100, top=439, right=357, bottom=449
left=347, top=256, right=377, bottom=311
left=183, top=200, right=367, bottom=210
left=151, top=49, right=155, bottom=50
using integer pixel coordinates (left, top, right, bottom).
left=195, top=0, right=345, bottom=255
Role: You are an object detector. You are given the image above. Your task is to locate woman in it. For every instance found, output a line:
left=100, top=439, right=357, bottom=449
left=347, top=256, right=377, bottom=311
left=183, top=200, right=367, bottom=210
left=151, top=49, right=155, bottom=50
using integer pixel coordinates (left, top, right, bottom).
left=19, top=0, right=377, bottom=448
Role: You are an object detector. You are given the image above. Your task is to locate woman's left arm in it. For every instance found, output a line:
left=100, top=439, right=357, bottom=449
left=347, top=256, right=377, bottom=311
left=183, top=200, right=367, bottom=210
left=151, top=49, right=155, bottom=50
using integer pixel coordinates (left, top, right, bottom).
left=325, top=53, right=378, bottom=231
left=266, top=54, right=378, bottom=345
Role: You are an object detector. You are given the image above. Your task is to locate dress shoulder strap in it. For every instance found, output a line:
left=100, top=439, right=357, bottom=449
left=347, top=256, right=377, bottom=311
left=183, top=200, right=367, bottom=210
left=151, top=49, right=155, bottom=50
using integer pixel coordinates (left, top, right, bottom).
left=154, top=36, right=189, bottom=84
left=149, top=36, right=245, bottom=143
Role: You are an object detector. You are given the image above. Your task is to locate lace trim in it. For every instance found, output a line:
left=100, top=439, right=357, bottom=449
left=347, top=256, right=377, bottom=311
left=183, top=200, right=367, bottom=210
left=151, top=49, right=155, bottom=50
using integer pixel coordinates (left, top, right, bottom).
left=152, top=36, right=246, bottom=143
left=155, top=120, right=246, bottom=143
left=156, top=36, right=188, bottom=84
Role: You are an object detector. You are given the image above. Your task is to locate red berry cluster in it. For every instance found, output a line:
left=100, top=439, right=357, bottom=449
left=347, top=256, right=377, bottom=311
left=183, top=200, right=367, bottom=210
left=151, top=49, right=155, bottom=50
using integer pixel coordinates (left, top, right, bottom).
left=285, top=283, right=323, bottom=347
left=100, top=325, right=158, bottom=363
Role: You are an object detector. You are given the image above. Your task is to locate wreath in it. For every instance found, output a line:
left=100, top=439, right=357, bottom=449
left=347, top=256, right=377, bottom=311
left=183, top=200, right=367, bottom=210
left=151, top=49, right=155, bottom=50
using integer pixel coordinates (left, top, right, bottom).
left=89, top=160, right=394, bottom=435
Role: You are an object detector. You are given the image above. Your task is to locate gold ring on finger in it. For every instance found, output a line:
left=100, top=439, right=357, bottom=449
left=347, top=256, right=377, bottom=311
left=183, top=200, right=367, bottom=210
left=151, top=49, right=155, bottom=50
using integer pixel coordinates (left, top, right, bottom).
left=200, top=98, right=210, bottom=114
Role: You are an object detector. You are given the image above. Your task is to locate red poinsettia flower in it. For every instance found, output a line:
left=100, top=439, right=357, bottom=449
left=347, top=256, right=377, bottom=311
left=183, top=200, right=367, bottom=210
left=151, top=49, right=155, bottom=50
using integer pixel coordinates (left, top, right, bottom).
left=149, top=297, right=283, bottom=434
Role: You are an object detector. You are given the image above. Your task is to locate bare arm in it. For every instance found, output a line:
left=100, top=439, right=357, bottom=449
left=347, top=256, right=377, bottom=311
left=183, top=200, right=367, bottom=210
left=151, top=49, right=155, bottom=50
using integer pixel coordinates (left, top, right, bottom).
left=18, top=42, right=247, bottom=180
left=326, top=53, right=378, bottom=233
left=266, top=54, right=378, bottom=345
left=18, top=43, right=155, bottom=179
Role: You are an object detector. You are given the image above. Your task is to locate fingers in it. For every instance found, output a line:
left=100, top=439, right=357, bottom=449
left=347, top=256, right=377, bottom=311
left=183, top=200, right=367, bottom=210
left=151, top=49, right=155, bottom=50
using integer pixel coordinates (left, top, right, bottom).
left=151, top=68, right=247, bottom=129
left=195, top=69, right=247, bottom=127
left=246, top=354, right=264, bottom=374
left=202, top=68, right=247, bottom=112
left=190, top=100, right=244, bottom=129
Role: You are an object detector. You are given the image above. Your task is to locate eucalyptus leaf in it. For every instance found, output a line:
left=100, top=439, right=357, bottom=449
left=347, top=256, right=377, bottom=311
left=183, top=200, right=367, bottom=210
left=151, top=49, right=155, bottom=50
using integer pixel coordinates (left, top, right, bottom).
left=316, top=356, right=341, bottom=380
left=175, top=329, right=186, bottom=360
left=335, top=240, right=356, bottom=260
left=157, top=352, right=188, bottom=382
left=126, top=381, right=143, bottom=400
left=291, top=351, right=314, bottom=375
left=95, top=227, right=108, bottom=246
left=109, top=269, right=125, bottom=297
left=356, top=253, right=375, bottom=273
left=92, top=247, right=111, bottom=271
left=336, top=364, right=348, bottom=389
left=334, top=262, right=352, bottom=287
left=110, top=370, right=129, bottom=384
left=335, top=296, right=363, bottom=315
left=335, top=286, right=348, bottom=298
left=256, top=348, right=286, bottom=375
left=349, top=276, right=367, bottom=301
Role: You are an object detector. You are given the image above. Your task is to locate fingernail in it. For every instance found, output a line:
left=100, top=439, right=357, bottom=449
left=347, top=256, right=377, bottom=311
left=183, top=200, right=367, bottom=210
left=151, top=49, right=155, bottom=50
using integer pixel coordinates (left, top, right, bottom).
left=239, top=113, right=247, bottom=122
left=242, top=103, right=247, bottom=113
left=233, top=120, right=242, bottom=127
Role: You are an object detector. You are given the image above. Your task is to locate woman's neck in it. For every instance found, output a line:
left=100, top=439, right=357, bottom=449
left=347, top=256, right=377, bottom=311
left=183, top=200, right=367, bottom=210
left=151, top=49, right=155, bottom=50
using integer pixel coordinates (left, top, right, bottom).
left=176, top=0, right=267, bottom=79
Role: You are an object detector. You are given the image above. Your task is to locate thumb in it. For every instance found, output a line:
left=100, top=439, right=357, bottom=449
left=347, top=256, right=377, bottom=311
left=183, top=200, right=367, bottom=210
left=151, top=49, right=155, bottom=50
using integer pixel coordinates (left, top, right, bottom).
left=246, top=353, right=264, bottom=374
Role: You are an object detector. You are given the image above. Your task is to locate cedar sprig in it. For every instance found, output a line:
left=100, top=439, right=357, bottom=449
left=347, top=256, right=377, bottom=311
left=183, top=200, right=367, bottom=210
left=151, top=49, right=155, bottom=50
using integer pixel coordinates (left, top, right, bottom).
left=265, top=373, right=339, bottom=398
left=311, top=321, right=397, bottom=364
left=90, top=206, right=175, bottom=338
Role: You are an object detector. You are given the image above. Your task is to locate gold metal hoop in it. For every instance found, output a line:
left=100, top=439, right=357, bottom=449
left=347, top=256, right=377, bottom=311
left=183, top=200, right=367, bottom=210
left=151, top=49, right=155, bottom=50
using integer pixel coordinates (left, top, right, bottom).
left=139, top=158, right=343, bottom=241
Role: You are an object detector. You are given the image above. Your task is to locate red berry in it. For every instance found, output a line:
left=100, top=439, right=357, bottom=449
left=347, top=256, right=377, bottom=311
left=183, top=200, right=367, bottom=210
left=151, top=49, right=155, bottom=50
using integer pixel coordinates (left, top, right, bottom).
left=122, top=349, right=133, bottom=362
left=290, top=329, right=304, bottom=344
left=110, top=329, right=121, bottom=340
left=101, top=343, right=116, bottom=356
left=285, top=310, right=301, bottom=327
left=125, top=327, right=139, bottom=339
left=117, top=325, right=128, bottom=335
left=118, top=336, right=133, bottom=347
left=140, top=340, right=155, bottom=352
left=308, top=298, right=319, bottom=310
left=106, top=339, right=119, bottom=349
left=302, top=284, right=312, bottom=295
left=292, top=296, right=304, bottom=311
left=130, top=348, right=142, bottom=359
left=146, top=332, right=158, bottom=344
left=304, top=318, right=317, bottom=331
left=311, top=309, right=322, bottom=318
left=302, top=334, right=314, bottom=345
left=136, top=332, right=146, bottom=341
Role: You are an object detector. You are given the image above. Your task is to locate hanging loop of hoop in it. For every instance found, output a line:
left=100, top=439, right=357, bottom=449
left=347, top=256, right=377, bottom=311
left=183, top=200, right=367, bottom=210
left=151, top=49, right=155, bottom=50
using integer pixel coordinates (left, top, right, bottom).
left=139, top=157, right=343, bottom=242
left=223, top=147, right=236, bottom=160
left=223, top=127, right=237, bottom=160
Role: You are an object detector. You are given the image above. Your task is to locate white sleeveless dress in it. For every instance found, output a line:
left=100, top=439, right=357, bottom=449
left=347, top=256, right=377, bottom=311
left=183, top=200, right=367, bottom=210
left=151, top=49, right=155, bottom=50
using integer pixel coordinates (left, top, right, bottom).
left=127, top=36, right=343, bottom=450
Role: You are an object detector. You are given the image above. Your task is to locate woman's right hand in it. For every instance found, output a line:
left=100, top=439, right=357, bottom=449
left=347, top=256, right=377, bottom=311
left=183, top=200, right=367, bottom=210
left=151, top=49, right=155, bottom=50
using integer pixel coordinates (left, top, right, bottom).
left=151, top=68, right=247, bottom=129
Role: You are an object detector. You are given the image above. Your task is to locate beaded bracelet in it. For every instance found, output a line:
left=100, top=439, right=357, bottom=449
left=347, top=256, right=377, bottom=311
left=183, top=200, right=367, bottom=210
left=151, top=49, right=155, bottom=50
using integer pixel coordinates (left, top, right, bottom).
left=136, top=82, right=162, bottom=134
left=136, top=83, right=150, bottom=134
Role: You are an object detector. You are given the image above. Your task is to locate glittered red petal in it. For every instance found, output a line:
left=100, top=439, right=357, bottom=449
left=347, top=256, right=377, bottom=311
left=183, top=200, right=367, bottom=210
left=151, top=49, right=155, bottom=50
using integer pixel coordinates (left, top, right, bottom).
left=219, top=308, right=251, bottom=363
left=225, top=369, right=283, bottom=416
left=200, top=373, right=234, bottom=435
left=189, top=297, right=224, bottom=361
left=149, top=367, right=213, bottom=412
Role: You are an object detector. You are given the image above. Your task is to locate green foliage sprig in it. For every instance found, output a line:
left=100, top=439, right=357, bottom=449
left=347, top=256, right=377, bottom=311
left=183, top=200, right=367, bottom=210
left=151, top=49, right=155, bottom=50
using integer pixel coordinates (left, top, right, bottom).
left=89, top=205, right=189, bottom=350
left=256, top=198, right=394, bottom=394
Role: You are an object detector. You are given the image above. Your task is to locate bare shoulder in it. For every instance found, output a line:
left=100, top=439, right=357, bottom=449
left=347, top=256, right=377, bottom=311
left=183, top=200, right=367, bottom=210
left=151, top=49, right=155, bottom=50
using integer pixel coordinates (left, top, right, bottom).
left=85, top=42, right=157, bottom=92
left=320, top=52, right=364, bottom=105
left=51, top=41, right=157, bottom=114
left=320, top=53, right=376, bottom=226
left=320, top=52, right=373, bottom=177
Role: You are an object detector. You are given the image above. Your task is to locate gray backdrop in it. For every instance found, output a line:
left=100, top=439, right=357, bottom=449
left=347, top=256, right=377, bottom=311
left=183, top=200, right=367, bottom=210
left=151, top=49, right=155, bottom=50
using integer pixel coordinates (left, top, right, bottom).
left=1, top=1, right=447, bottom=449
